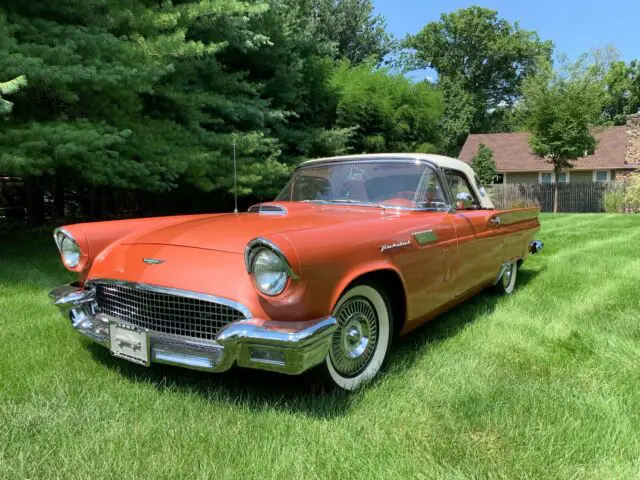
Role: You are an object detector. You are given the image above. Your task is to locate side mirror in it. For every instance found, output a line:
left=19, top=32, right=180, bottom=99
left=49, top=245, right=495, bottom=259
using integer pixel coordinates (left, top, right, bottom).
left=455, top=192, right=474, bottom=210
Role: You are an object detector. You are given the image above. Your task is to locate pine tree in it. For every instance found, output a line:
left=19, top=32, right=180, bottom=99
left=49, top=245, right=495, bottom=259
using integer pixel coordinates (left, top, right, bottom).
left=470, top=144, right=498, bottom=185
left=0, top=75, right=26, bottom=114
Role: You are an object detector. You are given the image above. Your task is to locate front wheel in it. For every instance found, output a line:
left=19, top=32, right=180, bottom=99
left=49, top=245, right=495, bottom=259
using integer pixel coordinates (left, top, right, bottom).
left=324, top=284, right=393, bottom=390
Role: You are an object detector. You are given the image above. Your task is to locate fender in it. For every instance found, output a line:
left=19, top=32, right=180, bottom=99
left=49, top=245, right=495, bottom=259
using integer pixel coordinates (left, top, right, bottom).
left=329, top=260, right=407, bottom=312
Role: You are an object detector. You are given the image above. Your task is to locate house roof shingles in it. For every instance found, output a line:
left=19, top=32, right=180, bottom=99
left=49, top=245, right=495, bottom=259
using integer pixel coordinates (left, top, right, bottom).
left=458, top=126, right=632, bottom=172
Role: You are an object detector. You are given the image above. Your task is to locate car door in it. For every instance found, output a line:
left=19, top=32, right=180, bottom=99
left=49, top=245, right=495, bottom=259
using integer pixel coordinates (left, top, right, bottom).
left=443, top=169, right=504, bottom=297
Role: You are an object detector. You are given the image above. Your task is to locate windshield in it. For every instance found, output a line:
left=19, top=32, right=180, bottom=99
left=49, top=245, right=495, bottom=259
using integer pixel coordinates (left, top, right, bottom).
left=275, top=161, right=448, bottom=210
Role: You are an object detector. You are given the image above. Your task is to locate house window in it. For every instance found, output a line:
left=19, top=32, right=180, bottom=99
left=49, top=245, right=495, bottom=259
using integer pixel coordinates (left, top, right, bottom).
left=493, top=173, right=504, bottom=184
left=539, top=172, right=553, bottom=184
left=539, top=172, right=569, bottom=184
left=593, top=170, right=610, bottom=182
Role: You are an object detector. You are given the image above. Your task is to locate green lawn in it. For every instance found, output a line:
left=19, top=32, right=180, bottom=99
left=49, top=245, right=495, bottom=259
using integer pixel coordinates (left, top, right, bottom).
left=1, top=214, right=640, bottom=479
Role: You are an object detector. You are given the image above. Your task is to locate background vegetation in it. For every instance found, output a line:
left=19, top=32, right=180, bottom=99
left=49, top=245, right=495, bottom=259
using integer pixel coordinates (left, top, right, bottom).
left=0, top=2, right=639, bottom=221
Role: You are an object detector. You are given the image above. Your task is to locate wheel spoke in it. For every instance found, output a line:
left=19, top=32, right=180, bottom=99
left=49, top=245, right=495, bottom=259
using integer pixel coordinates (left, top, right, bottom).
left=330, top=295, right=379, bottom=377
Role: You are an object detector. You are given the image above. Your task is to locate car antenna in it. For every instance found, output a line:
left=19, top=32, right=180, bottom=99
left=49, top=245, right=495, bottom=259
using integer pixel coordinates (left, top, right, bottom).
left=233, top=136, right=238, bottom=214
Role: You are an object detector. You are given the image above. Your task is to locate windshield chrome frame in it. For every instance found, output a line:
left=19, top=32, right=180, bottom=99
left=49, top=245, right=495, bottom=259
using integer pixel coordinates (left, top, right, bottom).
left=287, top=157, right=455, bottom=212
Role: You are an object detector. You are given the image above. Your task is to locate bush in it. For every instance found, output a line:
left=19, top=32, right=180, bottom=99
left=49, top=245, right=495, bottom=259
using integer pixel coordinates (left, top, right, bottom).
left=623, top=172, right=640, bottom=212
left=602, top=189, right=625, bottom=213
left=363, top=135, right=386, bottom=152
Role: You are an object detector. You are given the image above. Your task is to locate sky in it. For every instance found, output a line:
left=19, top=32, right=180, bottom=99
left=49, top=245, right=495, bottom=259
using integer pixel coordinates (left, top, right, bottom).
left=374, top=0, right=640, bottom=80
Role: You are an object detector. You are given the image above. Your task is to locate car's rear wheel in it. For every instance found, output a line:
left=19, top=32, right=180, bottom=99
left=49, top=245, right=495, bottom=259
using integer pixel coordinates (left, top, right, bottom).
left=495, top=261, right=517, bottom=294
left=324, top=284, right=393, bottom=390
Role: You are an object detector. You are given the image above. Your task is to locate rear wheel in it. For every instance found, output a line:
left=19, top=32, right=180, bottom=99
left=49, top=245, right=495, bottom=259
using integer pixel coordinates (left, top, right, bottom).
left=494, top=261, right=517, bottom=294
left=324, top=284, right=393, bottom=390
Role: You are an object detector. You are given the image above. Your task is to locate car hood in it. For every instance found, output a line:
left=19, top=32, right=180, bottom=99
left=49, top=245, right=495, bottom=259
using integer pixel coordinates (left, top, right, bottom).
left=122, top=202, right=387, bottom=253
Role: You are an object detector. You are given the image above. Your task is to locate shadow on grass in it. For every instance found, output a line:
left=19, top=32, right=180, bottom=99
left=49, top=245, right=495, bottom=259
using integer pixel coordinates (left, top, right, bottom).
left=85, top=265, right=543, bottom=419
left=387, top=266, right=543, bottom=371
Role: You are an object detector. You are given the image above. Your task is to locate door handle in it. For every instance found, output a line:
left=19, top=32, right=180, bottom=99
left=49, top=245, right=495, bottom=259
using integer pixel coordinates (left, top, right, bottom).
left=489, top=216, right=501, bottom=226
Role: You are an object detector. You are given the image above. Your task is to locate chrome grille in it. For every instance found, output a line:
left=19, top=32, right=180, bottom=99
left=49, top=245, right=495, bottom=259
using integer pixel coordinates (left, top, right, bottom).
left=93, top=282, right=246, bottom=340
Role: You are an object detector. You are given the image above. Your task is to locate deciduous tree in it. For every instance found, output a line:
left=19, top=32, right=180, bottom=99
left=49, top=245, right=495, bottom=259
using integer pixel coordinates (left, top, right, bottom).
left=603, top=60, right=640, bottom=125
left=331, top=61, right=443, bottom=153
left=405, top=6, right=552, bottom=152
left=522, top=57, right=606, bottom=212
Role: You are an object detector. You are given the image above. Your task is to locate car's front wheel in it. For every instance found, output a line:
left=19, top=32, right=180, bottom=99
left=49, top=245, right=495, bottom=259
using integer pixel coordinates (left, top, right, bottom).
left=324, top=284, right=393, bottom=390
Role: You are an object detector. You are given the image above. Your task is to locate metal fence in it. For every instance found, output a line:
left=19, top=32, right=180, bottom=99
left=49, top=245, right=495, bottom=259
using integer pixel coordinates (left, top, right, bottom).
left=487, top=182, right=628, bottom=213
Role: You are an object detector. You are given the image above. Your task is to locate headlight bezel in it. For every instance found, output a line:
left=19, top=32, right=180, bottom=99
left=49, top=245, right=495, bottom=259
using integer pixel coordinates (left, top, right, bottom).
left=53, top=227, right=83, bottom=269
left=245, top=238, right=299, bottom=297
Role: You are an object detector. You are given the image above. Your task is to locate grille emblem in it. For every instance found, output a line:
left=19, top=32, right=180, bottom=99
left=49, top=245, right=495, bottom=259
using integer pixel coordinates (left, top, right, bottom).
left=143, top=258, right=165, bottom=265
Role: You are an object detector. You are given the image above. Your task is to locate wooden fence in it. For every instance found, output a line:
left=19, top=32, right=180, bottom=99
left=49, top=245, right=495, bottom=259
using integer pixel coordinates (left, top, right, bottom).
left=487, top=182, right=627, bottom=213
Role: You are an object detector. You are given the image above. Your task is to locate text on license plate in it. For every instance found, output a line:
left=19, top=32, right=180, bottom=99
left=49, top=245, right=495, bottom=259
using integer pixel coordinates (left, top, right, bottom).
left=110, top=323, right=150, bottom=366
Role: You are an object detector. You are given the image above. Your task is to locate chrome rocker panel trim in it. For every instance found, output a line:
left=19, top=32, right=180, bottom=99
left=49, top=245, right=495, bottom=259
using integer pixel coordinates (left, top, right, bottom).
left=49, top=283, right=337, bottom=375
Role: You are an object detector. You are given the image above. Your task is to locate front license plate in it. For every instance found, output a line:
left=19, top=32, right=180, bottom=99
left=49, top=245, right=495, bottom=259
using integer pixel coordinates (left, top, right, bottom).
left=110, top=323, right=150, bottom=366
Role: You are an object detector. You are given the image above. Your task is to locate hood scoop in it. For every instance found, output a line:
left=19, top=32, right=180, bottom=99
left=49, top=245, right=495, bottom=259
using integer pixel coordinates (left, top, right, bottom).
left=247, top=203, right=288, bottom=216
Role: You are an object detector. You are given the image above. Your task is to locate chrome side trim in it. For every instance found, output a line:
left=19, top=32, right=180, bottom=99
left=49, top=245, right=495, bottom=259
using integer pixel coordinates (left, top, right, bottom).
left=380, top=240, right=411, bottom=253
left=86, top=279, right=253, bottom=319
left=244, top=237, right=300, bottom=280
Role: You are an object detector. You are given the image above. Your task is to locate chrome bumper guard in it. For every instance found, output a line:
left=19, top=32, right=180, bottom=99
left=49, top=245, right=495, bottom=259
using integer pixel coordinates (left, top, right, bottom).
left=49, top=283, right=337, bottom=375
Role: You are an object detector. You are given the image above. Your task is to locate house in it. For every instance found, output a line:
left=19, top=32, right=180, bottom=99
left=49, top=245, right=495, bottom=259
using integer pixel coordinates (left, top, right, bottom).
left=458, top=115, right=640, bottom=184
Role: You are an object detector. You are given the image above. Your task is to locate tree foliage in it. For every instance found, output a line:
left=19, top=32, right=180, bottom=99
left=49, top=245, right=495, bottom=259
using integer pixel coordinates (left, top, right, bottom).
left=5, top=2, right=627, bottom=221
left=331, top=61, right=443, bottom=153
left=0, top=75, right=27, bottom=114
left=470, top=144, right=497, bottom=185
left=521, top=56, right=606, bottom=211
left=405, top=6, right=553, bottom=153
left=0, top=0, right=399, bottom=220
left=603, top=60, right=640, bottom=125
left=308, top=0, right=395, bottom=65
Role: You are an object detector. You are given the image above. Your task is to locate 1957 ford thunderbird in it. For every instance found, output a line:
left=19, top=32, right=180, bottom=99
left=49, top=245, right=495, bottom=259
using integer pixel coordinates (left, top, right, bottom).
left=50, top=154, right=543, bottom=390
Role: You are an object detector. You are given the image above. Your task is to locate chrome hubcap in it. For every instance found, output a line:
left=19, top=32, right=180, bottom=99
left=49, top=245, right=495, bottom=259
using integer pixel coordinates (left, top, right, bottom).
left=330, top=296, right=378, bottom=377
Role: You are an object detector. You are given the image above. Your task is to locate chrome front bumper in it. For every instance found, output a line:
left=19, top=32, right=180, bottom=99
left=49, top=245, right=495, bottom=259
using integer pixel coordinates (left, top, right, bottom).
left=49, top=283, right=337, bottom=375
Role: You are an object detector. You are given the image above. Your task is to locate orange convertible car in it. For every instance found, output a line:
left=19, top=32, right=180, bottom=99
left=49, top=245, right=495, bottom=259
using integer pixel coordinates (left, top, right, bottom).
left=50, top=154, right=543, bottom=390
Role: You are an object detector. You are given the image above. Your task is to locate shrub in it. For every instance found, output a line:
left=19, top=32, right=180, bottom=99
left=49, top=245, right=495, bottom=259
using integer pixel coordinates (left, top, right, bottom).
left=363, top=134, right=386, bottom=152
left=623, top=172, right=640, bottom=212
left=602, top=189, right=625, bottom=213
left=508, top=199, right=528, bottom=209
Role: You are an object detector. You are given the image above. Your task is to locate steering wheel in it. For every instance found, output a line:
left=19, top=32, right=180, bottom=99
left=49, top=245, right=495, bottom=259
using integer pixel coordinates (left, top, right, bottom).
left=380, top=198, right=417, bottom=207
left=390, top=191, right=416, bottom=200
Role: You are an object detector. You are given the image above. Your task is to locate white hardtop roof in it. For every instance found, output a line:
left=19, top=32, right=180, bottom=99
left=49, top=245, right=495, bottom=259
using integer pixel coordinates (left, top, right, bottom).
left=299, top=153, right=477, bottom=178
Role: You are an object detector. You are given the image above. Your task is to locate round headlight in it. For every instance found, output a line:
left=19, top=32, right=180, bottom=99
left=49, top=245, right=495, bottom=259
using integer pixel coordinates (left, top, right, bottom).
left=251, top=248, right=288, bottom=296
left=54, top=229, right=81, bottom=268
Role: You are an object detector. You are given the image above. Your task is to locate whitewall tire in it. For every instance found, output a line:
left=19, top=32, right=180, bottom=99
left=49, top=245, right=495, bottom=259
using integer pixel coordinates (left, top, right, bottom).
left=325, top=284, right=393, bottom=390
left=495, top=261, right=517, bottom=295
